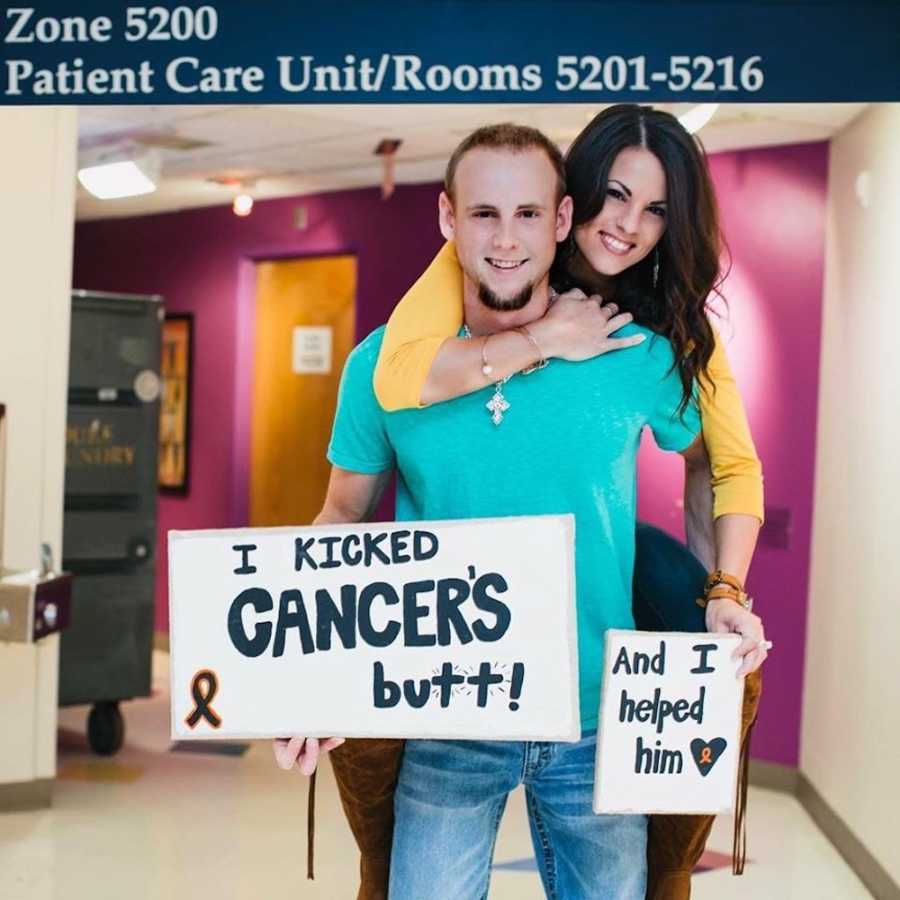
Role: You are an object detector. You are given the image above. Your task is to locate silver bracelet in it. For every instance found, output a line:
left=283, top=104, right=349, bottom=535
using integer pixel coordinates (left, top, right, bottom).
left=516, top=326, right=548, bottom=375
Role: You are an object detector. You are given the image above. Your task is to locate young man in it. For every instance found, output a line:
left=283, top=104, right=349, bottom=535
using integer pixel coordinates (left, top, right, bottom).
left=276, top=124, right=765, bottom=899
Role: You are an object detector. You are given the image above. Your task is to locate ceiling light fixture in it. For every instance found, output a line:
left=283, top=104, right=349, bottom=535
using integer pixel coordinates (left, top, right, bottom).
left=232, top=193, right=254, bottom=217
left=77, top=144, right=161, bottom=199
left=677, top=103, right=720, bottom=135
left=208, top=175, right=257, bottom=217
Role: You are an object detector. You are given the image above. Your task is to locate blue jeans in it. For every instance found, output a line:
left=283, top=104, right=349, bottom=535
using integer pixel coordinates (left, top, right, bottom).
left=387, top=732, right=647, bottom=900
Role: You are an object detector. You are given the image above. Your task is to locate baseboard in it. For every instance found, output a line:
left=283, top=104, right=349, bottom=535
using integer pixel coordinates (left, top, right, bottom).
left=153, top=631, right=169, bottom=653
left=796, top=774, right=900, bottom=900
left=747, top=761, right=898, bottom=897
left=0, top=778, right=52, bottom=812
left=748, top=758, right=800, bottom=794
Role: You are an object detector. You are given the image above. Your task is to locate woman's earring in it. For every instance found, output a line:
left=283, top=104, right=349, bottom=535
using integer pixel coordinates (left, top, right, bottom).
left=652, top=248, right=660, bottom=290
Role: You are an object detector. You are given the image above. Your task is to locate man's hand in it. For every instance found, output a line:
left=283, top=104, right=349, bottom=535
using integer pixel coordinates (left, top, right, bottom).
left=530, top=289, right=646, bottom=362
left=273, top=736, right=345, bottom=775
left=705, top=598, right=769, bottom=677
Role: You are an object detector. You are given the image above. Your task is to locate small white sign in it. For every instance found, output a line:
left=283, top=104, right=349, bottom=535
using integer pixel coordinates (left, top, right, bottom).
left=169, top=516, right=579, bottom=742
left=594, top=631, right=744, bottom=815
left=292, top=326, right=332, bottom=374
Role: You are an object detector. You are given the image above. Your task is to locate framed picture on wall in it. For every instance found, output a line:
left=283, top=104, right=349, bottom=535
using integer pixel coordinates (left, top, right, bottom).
left=159, top=314, right=193, bottom=494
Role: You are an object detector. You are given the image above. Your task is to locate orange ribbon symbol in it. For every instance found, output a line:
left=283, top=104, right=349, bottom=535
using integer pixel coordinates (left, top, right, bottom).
left=186, top=669, right=222, bottom=729
left=691, top=737, right=726, bottom=777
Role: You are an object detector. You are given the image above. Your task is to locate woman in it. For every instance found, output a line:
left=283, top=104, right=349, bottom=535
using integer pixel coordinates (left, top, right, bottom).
left=376, top=105, right=762, bottom=528
left=284, top=106, right=767, bottom=900
left=372, top=105, right=765, bottom=900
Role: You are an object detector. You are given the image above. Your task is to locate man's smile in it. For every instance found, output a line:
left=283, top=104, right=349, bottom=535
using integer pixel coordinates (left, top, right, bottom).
left=485, top=257, right=528, bottom=271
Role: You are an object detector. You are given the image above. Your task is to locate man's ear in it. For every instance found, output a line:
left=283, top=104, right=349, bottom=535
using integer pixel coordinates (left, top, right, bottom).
left=555, top=194, right=574, bottom=242
left=438, top=191, right=456, bottom=241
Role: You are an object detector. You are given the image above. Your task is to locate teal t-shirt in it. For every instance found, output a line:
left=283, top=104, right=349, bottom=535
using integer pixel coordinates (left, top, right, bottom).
left=328, top=323, right=700, bottom=729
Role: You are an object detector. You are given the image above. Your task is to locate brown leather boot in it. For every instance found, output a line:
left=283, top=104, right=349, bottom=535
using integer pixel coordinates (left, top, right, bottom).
left=329, top=738, right=406, bottom=900
left=645, top=669, right=762, bottom=900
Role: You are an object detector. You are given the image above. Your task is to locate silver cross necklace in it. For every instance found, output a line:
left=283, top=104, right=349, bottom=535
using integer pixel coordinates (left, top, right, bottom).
left=462, top=324, right=512, bottom=426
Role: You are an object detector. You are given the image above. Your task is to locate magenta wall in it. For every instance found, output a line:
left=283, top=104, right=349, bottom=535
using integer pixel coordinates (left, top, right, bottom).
left=73, top=142, right=828, bottom=767
left=636, top=142, right=829, bottom=766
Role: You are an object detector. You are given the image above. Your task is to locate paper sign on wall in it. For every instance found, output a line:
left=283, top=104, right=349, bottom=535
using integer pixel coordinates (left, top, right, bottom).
left=292, top=325, right=332, bottom=373
left=169, top=515, right=579, bottom=742
left=594, top=631, right=744, bottom=815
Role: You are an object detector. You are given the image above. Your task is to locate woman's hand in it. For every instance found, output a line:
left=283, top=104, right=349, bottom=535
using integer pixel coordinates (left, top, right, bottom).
left=272, top=736, right=346, bottom=775
left=530, top=289, right=646, bottom=361
left=705, top=598, right=769, bottom=677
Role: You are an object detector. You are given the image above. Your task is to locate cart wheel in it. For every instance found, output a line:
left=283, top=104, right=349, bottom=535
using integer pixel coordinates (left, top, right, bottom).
left=87, top=701, right=125, bottom=756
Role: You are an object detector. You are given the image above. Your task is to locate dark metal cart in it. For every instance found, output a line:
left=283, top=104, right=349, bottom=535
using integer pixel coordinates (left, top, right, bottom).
left=60, top=291, right=162, bottom=755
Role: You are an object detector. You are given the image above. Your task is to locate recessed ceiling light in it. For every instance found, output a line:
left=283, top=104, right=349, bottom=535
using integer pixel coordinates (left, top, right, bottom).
left=233, top=193, right=254, bottom=217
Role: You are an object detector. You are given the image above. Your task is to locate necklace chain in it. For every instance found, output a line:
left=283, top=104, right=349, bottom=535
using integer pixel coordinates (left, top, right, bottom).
left=463, top=324, right=511, bottom=426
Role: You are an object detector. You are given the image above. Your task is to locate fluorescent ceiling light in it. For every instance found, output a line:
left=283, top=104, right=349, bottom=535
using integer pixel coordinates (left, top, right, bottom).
left=678, top=103, right=720, bottom=134
left=77, top=146, right=160, bottom=199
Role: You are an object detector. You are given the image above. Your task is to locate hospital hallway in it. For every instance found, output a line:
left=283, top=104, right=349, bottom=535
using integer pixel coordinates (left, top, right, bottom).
left=0, top=651, right=873, bottom=900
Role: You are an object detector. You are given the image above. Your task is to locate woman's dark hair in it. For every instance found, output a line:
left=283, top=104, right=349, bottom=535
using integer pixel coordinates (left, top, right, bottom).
left=552, top=104, right=726, bottom=413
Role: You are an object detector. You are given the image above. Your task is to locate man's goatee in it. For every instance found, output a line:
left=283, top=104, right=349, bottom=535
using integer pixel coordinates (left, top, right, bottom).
left=477, top=280, right=534, bottom=312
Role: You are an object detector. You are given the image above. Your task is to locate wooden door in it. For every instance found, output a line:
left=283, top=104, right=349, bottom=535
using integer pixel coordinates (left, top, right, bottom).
left=249, top=255, right=356, bottom=526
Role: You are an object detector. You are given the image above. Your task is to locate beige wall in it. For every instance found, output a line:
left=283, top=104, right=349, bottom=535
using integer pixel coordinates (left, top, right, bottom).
left=802, top=103, right=900, bottom=884
left=0, top=107, right=77, bottom=786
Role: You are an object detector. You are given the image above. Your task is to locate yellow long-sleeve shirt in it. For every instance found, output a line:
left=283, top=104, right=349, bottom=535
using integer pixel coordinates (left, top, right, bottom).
left=374, top=241, right=764, bottom=521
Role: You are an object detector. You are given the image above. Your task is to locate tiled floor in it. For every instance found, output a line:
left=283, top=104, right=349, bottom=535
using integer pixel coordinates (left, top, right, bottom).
left=0, top=652, right=874, bottom=899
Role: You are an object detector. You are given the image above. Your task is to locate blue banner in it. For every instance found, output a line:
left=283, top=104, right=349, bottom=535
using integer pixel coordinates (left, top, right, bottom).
left=2, top=1, right=898, bottom=104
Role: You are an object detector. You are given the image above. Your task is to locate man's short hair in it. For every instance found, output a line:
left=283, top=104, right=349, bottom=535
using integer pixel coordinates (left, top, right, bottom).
left=444, top=123, right=567, bottom=205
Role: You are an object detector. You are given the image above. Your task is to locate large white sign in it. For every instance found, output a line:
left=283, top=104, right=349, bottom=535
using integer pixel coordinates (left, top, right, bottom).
left=169, top=515, right=578, bottom=742
left=594, top=631, right=744, bottom=815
